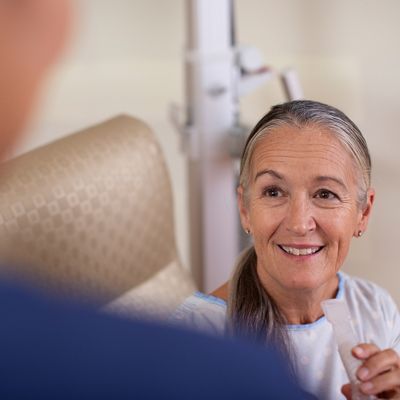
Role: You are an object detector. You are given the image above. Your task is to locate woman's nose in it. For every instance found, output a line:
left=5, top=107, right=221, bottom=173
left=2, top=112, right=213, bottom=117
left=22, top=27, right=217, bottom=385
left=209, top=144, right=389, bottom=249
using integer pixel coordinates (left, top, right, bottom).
left=285, top=197, right=316, bottom=236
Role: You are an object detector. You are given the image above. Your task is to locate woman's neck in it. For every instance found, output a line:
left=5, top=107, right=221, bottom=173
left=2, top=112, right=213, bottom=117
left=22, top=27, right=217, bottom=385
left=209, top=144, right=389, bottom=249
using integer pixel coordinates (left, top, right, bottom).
left=209, top=273, right=340, bottom=325
left=258, top=273, right=339, bottom=325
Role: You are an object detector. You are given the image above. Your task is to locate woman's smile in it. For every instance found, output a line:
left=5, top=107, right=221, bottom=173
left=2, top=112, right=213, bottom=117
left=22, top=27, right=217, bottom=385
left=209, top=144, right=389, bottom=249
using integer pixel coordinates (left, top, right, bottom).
left=277, top=243, right=324, bottom=258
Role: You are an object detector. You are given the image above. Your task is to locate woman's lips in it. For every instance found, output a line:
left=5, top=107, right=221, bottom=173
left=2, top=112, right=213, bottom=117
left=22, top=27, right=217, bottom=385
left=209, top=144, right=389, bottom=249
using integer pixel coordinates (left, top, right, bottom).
left=278, top=244, right=324, bottom=256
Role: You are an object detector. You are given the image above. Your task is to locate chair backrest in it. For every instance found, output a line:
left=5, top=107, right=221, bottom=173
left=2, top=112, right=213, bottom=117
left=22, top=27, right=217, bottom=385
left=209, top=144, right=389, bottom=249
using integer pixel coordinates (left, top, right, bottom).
left=0, top=115, right=196, bottom=317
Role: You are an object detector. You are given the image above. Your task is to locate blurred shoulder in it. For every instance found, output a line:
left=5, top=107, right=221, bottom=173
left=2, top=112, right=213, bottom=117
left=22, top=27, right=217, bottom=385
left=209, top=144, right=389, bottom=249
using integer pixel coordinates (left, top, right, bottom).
left=170, top=292, right=227, bottom=336
left=341, top=272, right=400, bottom=347
left=341, top=272, right=396, bottom=305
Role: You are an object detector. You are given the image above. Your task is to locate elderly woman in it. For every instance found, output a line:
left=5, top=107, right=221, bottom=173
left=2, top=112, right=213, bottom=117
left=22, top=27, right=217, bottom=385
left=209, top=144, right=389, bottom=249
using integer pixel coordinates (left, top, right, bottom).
left=173, top=100, right=400, bottom=399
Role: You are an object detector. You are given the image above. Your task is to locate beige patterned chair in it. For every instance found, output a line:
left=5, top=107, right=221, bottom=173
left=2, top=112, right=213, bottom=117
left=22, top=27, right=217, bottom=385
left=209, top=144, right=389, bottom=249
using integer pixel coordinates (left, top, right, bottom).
left=0, top=115, right=196, bottom=319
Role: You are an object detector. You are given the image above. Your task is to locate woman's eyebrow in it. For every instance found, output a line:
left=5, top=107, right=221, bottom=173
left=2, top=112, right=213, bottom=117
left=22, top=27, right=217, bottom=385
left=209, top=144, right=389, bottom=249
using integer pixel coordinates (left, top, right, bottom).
left=254, top=169, right=283, bottom=182
left=254, top=170, right=348, bottom=190
left=315, top=176, right=347, bottom=190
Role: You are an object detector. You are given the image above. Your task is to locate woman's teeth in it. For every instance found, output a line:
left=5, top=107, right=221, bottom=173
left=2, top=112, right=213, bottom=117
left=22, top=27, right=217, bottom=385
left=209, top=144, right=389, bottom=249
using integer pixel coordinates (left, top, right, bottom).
left=280, top=245, right=322, bottom=256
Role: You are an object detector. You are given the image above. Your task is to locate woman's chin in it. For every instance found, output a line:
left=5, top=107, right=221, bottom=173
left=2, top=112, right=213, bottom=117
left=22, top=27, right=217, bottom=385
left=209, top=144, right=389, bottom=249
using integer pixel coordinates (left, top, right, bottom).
left=281, top=271, right=336, bottom=292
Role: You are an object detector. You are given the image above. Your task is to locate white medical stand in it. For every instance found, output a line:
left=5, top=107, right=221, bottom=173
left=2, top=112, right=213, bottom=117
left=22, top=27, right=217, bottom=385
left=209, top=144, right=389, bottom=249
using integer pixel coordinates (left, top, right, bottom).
left=172, top=0, right=302, bottom=292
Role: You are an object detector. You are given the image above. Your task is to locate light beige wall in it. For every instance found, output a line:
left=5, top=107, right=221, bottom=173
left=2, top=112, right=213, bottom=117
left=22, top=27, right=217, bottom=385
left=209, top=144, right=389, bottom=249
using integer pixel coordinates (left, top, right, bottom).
left=15, top=0, right=400, bottom=303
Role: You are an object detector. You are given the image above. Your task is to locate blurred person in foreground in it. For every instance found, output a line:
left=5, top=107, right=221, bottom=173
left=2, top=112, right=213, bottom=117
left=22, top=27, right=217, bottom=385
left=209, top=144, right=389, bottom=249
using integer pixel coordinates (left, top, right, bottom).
left=0, top=1, right=314, bottom=399
left=173, top=100, right=400, bottom=399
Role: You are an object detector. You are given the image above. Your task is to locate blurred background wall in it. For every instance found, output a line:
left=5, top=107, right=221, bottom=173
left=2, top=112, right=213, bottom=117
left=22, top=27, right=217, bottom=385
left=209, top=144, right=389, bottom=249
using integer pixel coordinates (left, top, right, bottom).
left=14, top=0, right=400, bottom=303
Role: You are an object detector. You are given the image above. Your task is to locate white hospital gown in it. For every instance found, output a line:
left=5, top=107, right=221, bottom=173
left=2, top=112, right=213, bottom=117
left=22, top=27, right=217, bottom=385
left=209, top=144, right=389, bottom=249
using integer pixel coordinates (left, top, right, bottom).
left=171, top=272, right=400, bottom=400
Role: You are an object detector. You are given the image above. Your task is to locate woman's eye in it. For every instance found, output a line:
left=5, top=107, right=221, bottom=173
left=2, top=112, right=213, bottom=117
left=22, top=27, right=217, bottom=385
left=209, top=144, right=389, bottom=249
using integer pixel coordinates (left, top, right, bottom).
left=263, top=187, right=283, bottom=197
left=315, top=189, right=338, bottom=200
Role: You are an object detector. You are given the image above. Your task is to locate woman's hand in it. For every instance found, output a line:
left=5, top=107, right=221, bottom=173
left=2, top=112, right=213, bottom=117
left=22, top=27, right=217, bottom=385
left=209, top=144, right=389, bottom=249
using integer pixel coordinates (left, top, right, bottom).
left=341, top=343, right=400, bottom=399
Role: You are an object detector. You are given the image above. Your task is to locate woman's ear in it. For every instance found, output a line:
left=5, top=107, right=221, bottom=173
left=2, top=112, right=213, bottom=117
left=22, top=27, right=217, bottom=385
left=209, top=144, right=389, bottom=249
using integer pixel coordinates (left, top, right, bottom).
left=356, top=188, right=375, bottom=236
left=237, top=185, right=251, bottom=233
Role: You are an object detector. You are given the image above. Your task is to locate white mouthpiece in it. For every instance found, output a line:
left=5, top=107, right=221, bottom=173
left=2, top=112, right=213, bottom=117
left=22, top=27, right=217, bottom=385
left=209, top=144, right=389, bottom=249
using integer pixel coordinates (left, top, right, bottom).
left=321, top=299, right=374, bottom=400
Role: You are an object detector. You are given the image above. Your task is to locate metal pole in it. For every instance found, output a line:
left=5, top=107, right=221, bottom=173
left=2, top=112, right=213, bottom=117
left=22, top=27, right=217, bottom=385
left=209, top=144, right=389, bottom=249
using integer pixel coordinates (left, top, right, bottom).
left=185, top=0, right=238, bottom=292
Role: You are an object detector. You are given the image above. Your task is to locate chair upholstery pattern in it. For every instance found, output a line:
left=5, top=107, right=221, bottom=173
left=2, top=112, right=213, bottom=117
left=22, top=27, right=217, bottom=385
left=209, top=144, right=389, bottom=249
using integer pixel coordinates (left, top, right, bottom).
left=0, top=115, right=196, bottom=316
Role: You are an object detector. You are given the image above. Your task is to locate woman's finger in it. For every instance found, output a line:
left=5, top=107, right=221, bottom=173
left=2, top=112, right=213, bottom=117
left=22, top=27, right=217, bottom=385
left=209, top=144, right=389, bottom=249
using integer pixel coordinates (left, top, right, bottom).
left=359, top=367, right=400, bottom=396
left=357, top=348, right=400, bottom=382
left=341, top=383, right=352, bottom=400
left=353, top=343, right=380, bottom=360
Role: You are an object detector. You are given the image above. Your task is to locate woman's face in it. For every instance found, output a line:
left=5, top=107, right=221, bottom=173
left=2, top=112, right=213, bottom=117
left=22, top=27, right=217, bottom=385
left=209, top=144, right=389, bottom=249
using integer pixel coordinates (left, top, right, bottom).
left=238, top=124, right=374, bottom=293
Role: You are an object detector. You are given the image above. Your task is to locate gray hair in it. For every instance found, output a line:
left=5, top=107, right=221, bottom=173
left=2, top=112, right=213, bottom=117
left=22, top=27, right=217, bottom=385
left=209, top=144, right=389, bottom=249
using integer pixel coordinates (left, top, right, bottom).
left=227, top=100, right=372, bottom=372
